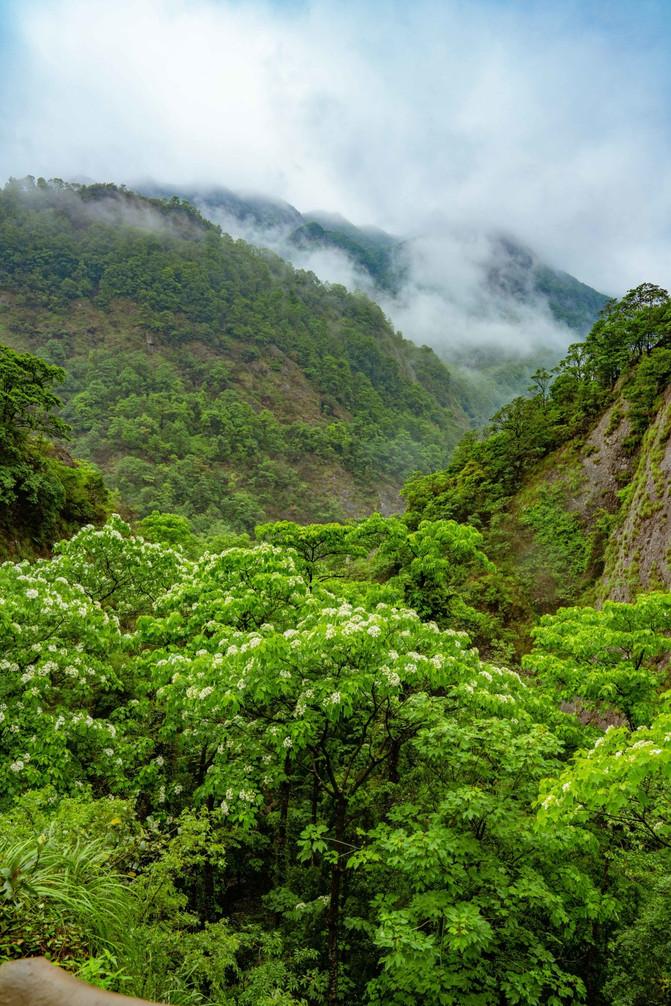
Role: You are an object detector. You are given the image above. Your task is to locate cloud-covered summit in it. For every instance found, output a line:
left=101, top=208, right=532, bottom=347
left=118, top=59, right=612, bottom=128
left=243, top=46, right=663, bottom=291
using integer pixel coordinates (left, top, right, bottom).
left=0, top=0, right=669, bottom=295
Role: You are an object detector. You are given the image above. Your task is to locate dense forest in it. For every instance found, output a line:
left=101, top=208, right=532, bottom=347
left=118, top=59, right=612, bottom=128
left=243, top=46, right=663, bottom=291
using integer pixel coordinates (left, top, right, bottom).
left=2, top=277, right=671, bottom=1005
left=0, top=177, right=468, bottom=531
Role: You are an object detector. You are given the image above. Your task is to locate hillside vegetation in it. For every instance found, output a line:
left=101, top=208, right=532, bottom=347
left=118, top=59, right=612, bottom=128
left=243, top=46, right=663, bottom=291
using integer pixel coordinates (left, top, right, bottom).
left=0, top=177, right=468, bottom=530
left=404, top=281, right=671, bottom=636
left=2, top=497, right=671, bottom=1004
left=153, top=185, right=607, bottom=328
left=146, top=185, right=608, bottom=425
left=0, top=342, right=108, bottom=558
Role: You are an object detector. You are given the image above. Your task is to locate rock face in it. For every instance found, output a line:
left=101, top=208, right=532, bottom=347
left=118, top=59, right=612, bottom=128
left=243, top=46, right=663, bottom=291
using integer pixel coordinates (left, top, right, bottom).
left=503, top=374, right=671, bottom=606
left=600, top=386, right=671, bottom=600
left=0, top=958, right=163, bottom=1006
left=572, top=400, right=634, bottom=522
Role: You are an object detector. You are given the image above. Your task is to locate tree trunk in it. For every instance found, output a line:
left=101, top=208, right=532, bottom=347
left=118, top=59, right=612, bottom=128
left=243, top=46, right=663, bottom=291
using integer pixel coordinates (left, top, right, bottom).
left=275, top=755, right=291, bottom=883
left=311, top=763, right=320, bottom=866
left=200, top=794, right=216, bottom=922
left=326, top=797, right=347, bottom=1006
left=388, top=737, right=401, bottom=784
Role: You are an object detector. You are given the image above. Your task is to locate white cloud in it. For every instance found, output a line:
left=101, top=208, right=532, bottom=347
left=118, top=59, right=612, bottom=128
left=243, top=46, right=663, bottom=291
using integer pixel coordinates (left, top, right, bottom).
left=1, top=0, right=669, bottom=294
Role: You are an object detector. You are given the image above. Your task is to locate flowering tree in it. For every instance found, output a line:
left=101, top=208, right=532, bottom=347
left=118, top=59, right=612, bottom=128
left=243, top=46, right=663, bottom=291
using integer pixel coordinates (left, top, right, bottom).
left=53, top=514, right=191, bottom=618
left=0, top=558, right=124, bottom=805
left=2, top=514, right=662, bottom=1005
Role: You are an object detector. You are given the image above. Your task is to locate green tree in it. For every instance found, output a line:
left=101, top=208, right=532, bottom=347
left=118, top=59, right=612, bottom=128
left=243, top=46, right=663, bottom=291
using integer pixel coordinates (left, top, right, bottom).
left=525, top=593, right=671, bottom=728
left=0, top=344, right=69, bottom=444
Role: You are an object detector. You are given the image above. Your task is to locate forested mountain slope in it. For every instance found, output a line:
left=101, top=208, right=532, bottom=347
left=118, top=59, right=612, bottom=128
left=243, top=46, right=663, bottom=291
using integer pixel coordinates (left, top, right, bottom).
left=149, top=184, right=608, bottom=330
left=403, top=282, right=671, bottom=635
left=149, top=185, right=608, bottom=424
left=0, top=178, right=469, bottom=529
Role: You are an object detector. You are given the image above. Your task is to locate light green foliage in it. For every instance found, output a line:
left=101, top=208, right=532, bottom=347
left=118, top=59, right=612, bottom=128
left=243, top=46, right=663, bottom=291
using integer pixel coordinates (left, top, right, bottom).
left=53, top=513, right=192, bottom=617
left=382, top=518, right=494, bottom=621
left=539, top=707, right=671, bottom=836
left=0, top=556, right=123, bottom=803
left=0, top=515, right=623, bottom=1001
left=354, top=689, right=610, bottom=1006
left=525, top=593, right=671, bottom=727
left=255, top=519, right=367, bottom=587
left=2, top=513, right=671, bottom=1004
left=0, top=831, right=134, bottom=952
left=534, top=596, right=671, bottom=1006
left=136, top=512, right=200, bottom=554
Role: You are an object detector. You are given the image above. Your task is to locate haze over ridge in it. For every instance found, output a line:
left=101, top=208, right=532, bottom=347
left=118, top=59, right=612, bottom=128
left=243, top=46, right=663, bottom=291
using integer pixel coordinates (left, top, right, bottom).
left=0, top=0, right=669, bottom=298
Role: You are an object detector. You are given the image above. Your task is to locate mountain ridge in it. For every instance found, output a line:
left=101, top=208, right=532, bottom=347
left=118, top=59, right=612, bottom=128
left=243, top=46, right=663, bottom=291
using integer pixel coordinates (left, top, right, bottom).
left=0, top=177, right=469, bottom=530
left=142, top=183, right=609, bottom=330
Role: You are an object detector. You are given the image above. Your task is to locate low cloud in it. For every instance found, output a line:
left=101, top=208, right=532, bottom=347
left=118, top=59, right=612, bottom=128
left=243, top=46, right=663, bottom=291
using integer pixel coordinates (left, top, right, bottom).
left=0, top=0, right=669, bottom=296
left=204, top=204, right=578, bottom=357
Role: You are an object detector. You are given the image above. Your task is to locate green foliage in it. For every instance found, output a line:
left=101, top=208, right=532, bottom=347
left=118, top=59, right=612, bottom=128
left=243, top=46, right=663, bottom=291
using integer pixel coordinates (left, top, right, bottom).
left=53, top=513, right=190, bottom=617
left=525, top=593, right=671, bottom=728
left=0, top=344, right=68, bottom=442
left=399, top=283, right=671, bottom=644
left=2, top=513, right=655, bottom=1005
left=518, top=485, right=590, bottom=604
left=601, top=854, right=671, bottom=1006
left=0, top=343, right=109, bottom=552
left=255, top=519, right=366, bottom=587
left=0, top=178, right=466, bottom=527
left=3, top=276, right=671, bottom=1004
left=622, top=346, right=671, bottom=449
left=403, top=284, right=671, bottom=534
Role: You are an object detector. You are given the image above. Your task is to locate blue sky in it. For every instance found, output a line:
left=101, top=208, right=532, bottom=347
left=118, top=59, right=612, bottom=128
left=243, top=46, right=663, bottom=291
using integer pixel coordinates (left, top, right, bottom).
left=0, top=0, right=669, bottom=292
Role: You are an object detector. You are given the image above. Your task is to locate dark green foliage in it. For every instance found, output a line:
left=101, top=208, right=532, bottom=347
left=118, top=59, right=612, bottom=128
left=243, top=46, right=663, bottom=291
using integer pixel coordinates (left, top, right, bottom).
left=0, top=177, right=467, bottom=526
left=400, top=284, right=671, bottom=644
left=291, top=216, right=403, bottom=292
left=0, top=342, right=108, bottom=554
left=487, top=235, right=608, bottom=333
left=602, top=855, right=671, bottom=1006
left=622, top=346, right=671, bottom=449
left=0, top=344, right=68, bottom=440
left=518, top=486, right=590, bottom=605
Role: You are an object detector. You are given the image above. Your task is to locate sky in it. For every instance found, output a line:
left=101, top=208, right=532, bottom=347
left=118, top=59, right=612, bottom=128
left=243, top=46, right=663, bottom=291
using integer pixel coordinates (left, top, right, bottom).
left=0, top=0, right=669, bottom=295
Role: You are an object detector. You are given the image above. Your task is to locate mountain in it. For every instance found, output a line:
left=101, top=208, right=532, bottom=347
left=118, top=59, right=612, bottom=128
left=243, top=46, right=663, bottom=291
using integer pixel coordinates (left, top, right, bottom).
left=486, top=234, right=608, bottom=334
left=0, top=177, right=469, bottom=531
left=2, top=190, right=670, bottom=1006
left=147, top=184, right=305, bottom=232
left=402, top=282, right=671, bottom=646
left=146, top=184, right=607, bottom=333
left=291, top=213, right=402, bottom=292
left=141, top=185, right=609, bottom=422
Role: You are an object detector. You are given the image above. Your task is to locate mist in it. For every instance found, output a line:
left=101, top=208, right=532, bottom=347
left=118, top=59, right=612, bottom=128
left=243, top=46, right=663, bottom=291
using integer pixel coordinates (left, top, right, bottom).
left=195, top=198, right=578, bottom=359
left=0, top=0, right=669, bottom=331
